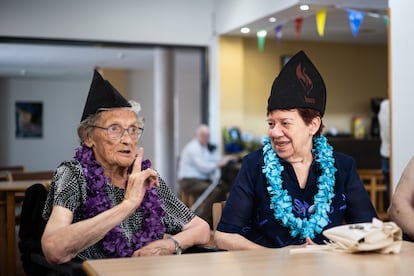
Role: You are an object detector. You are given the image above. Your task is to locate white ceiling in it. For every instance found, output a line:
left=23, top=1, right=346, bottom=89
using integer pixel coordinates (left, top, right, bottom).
left=0, top=1, right=388, bottom=78
left=0, top=43, right=156, bottom=78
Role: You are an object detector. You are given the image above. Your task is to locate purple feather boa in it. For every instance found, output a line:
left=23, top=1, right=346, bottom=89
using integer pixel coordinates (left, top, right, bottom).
left=75, top=145, right=166, bottom=257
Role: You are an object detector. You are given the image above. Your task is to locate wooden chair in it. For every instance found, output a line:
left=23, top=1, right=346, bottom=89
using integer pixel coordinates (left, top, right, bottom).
left=176, top=155, right=196, bottom=208
left=0, top=165, right=25, bottom=173
left=180, top=191, right=195, bottom=207
left=212, top=201, right=226, bottom=232
left=0, top=171, right=12, bottom=181
left=18, top=183, right=85, bottom=276
left=11, top=170, right=55, bottom=225
left=357, top=169, right=388, bottom=219
left=0, top=164, right=23, bottom=181
left=11, top=171, right=55, bottom=182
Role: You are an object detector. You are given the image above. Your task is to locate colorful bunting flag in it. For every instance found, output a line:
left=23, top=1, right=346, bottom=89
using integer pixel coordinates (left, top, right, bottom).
left=316, top=10, right=327, bottom=37
left=295, top=17, right=304, bottom=39
left=257, top=30, right=267, bottom=52
left=347, top=9, right=365, bottom=37
left=274, top=25, right=283, bottom=45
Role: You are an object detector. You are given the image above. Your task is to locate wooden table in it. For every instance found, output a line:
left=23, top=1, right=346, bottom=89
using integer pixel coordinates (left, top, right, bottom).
left=0, top=180, right=49, bottom=276
left=83, top=241, right=414, bottom=276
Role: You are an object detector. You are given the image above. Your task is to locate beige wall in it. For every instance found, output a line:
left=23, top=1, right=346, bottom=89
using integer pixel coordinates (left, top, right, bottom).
left=219, top=36, right=388, bottom=138
left=100, top=68, right=128, bottom=96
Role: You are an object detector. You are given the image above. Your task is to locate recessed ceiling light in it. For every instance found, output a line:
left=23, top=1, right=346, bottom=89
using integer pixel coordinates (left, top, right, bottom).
left=257, top=30, right=267, bottom=37
left=269, top=17, right=276, bottom=23
left=299, top=4, right=310, bottom=11
left=241, top=27, right=250, bottom=34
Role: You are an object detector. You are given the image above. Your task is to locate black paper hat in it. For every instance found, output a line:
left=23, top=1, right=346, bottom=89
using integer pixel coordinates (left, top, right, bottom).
left=267, top=50, right=326, bottom=116
left=81, top=70, right=131, bottom=122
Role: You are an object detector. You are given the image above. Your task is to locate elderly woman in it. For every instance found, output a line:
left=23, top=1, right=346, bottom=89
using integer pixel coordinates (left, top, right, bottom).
left=41, top=70, right=210, bottom=264
left=214, top=51, right=377, bottom=250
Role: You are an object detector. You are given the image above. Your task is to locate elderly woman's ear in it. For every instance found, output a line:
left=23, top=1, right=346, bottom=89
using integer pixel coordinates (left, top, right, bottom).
left=84, top=138, right=94, bottom=148
left=310, top=116, right=321, bottom=136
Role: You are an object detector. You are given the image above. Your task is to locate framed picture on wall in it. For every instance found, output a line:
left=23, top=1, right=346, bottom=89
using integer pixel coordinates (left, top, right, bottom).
left=15, top=101, right=43, bottom=138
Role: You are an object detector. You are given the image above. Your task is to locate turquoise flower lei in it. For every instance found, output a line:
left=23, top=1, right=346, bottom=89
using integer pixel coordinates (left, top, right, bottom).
left=262, top=135, right=337, bottom=239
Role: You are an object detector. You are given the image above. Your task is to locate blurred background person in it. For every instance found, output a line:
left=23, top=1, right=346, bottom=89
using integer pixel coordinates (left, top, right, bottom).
left=178, top=124, right=237, bottom=228
left=378, top=98, right=390, bottom=209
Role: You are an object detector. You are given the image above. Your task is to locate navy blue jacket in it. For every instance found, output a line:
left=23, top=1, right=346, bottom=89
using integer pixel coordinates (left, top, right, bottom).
left=217, top=149, right=377, bottom=248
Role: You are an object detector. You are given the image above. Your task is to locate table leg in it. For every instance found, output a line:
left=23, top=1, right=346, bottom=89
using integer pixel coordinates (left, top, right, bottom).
left=0, top=192, right=7, bottom=276
left=6, top=192, right=16, bottom=276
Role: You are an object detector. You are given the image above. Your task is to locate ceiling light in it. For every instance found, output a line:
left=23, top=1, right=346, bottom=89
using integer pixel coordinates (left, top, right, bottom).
left=269, top=17, right=276, bottom=23
left=299, top=5, right=310, bottom=11
left=240, top=27, right=250, bottom=34
left=257, top=30, right=267, bottom=37
left=367, top=12, right=380, bottom=18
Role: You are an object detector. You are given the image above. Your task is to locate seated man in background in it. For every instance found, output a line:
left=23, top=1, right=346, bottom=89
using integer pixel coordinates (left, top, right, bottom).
left=388, top=156, right=414, bottom=241
left=178, top=124, right=237, bottom=228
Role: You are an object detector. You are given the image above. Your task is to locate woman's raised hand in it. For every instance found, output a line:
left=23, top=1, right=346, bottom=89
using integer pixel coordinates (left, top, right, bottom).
left=124, top=147, right=159, bottom=208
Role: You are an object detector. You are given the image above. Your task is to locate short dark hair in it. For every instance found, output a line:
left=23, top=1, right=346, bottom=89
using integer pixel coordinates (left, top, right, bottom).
left=297, top=108, right=324, bottom=137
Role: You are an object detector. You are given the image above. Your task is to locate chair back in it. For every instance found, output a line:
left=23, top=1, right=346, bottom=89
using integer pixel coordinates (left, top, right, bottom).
left=357, top=169, right=388, bottom=218
left=11, top=171, right=55, bottom=181
left=0, top=171, right=12, bottom=181
left=212, top=201, right=226, bottom=232
left=18, top=183, right=85, bottom=275
left=18, top=183, right=49, bottom=275
left=0, top=165, right=24, bottom=182
left=0, top=165, right=25, bottom=173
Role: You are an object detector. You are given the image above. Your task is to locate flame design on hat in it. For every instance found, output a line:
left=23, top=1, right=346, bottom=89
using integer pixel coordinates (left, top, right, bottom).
left=80, top=70, right=131, bottom=122
left=267, top=50, right=326, bottom=116
left=296, top=63, right=313, bottom=95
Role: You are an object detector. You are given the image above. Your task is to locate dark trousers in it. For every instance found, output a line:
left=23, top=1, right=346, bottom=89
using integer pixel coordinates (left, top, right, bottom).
left=179, top=178, right=227, bottom=228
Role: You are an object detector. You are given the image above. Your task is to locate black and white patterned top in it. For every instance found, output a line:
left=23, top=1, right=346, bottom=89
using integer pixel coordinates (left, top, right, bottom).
left=42, top=160, right=195, bottom=260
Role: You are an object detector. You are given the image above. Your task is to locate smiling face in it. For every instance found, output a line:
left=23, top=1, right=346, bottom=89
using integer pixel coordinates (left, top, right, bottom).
left=266, top=109, right=320, bottom=163
left=85, top=109, right=139, bottom=172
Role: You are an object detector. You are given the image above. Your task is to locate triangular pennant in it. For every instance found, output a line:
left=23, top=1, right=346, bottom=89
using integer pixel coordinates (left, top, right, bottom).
left=295, top=17, right=304, bottom=39
left=384, top=15, right=389, bottom=28
left=274, top=24, right=283, bottom=45
left=316, top=10, right=327, bottom=37
left=257, top=31, right=267, bottom=52
left=347, top=9, right=365, bottom=37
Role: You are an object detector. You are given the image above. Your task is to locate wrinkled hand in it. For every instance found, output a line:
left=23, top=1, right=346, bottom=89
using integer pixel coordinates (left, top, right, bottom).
left=124, top=148, right=159, bottom=208
left=132, top=238, right=174, bottom=257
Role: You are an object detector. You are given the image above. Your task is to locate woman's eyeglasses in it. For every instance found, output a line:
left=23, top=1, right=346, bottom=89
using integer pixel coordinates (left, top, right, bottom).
left=89, top=124, right=144, bottom=140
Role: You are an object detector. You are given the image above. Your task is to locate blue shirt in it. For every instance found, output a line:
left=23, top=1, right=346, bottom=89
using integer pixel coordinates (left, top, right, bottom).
left=217, top=148, right=377, bottom=248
